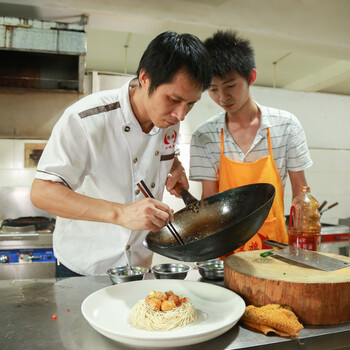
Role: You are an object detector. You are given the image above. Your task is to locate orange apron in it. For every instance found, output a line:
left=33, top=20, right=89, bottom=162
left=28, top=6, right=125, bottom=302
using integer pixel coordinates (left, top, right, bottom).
left=219, top=127, right=287, bottom=255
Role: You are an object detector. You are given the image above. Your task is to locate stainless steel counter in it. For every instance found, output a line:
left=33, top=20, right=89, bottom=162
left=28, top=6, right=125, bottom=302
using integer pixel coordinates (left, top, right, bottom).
left=1, top=271, right=350, bottom=350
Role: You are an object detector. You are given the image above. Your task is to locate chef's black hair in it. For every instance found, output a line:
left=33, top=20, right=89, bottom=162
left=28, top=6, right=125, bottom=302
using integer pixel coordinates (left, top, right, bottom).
left=136, top=31, right=212, bottom=95
left=204, top=30, right=255, bottom=83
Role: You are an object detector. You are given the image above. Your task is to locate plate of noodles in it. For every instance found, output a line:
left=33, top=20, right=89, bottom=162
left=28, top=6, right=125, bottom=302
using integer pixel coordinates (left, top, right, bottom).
left=81, top=279, right=245, bottom=348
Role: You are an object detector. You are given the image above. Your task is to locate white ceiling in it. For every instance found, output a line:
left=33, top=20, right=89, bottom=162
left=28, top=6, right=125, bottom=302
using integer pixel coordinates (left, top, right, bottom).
left=1, top=0, right=350, bottom=96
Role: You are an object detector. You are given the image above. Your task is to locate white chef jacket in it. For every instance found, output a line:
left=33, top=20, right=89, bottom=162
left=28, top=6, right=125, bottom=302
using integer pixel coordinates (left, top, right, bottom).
left=35, top=79, right=180, bottom=275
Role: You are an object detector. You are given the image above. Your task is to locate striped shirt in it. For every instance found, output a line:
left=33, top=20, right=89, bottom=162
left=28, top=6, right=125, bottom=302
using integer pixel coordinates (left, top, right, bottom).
left=189, top=102, right=312, bottom=187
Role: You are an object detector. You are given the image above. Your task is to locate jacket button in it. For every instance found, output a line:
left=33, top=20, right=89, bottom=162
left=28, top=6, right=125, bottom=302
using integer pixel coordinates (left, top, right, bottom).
left=133, top=157, right=138, bottom=163
left=126, top=245, right=130, bottom=250
left=135, top=189, right=140, bottom=195
left=155, top=151, right=159, bottom=156
left=151, top=183, right=155, bottom=188
left=124, top=126, right=130, bottom=132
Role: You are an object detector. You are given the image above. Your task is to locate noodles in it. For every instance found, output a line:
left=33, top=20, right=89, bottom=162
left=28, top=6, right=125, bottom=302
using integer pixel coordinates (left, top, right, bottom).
left=128, top=292, right=197, bottom=331
left=129, top=299, right=196, bottom=331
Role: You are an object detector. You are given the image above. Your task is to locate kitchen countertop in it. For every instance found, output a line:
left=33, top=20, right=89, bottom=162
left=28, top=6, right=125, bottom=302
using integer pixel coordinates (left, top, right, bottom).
left=1, top=271, right=350, bottom=350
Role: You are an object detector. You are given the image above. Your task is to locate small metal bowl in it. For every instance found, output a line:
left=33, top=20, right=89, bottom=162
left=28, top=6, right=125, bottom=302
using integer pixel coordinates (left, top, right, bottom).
left=152, top=263, right=191, bottom=279
left=107, top=266, right=148, bottom=284
left=195, top=259, right=224, bottom=280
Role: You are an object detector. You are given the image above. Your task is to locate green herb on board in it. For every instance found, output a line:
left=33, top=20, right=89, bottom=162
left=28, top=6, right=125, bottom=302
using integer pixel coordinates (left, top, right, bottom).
left=260, top=250, right=274, bottom=258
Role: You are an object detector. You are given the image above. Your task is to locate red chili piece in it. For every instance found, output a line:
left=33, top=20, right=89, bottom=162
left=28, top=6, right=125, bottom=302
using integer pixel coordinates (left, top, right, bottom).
left=52, top=314, right=57, bottom=320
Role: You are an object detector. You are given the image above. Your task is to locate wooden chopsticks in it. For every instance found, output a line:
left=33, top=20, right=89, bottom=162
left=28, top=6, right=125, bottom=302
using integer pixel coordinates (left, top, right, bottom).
left=137, top=180, right=184, bottom=245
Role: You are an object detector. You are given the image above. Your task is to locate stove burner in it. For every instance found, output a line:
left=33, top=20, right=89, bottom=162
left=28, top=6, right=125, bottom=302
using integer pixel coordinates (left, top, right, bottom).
left=1, top=216, right=56, bottom=232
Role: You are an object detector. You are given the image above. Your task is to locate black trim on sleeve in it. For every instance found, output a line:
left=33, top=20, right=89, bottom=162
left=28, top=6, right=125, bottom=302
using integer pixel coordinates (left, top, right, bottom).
left=78, top=101, right=121, bottom=119
left=36, top=170, right=72, bottom=190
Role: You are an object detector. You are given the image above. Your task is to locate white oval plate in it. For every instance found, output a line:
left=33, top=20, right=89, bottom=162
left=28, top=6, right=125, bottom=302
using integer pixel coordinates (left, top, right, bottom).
left=81, top=279, right=245, bottom=348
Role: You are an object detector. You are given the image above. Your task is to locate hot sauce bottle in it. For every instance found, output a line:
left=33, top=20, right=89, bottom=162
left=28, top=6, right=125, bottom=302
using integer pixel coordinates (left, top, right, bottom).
left=288, top=186, right=321, bottom=251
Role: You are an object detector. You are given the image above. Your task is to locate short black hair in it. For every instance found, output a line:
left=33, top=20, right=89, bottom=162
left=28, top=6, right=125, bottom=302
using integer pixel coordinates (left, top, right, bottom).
left=204, top=30, right=255, bottom=82
left=136, top=31, right=211, bottom=94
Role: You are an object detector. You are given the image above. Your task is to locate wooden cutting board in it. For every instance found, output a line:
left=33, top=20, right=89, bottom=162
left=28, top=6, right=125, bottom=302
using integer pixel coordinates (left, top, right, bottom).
left=224, top=250, right=350, bottom=325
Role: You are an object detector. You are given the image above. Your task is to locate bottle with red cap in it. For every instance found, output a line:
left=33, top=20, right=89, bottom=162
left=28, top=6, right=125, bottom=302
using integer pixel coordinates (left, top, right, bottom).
left=288, top=186, right=321, bottom=251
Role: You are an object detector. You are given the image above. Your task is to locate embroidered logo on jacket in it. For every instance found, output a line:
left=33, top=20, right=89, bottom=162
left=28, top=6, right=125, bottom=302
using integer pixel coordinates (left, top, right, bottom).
left=164, top=130, right=177, bottom=150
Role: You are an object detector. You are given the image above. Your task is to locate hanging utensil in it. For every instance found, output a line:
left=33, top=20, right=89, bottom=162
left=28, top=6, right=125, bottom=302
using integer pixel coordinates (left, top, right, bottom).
left=264, top=239, right=350, bottom=271
left=320, top=202, right=339, bottom=215
left=137, top=181, right=184, bottom=245
left=318, top=200, right=327, bottom=212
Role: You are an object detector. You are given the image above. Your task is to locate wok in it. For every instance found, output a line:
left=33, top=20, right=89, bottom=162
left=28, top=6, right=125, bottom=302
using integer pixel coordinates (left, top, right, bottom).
left=144, top=183, right=275, bottom=261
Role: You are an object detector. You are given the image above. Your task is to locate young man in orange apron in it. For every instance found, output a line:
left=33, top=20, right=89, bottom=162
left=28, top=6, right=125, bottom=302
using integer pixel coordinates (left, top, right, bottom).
left=190, top=30, right=313, bottom=254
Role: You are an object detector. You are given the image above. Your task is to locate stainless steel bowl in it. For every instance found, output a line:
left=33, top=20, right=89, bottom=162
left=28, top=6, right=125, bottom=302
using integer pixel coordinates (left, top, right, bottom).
left=107, top=266, right=148, bottom=284
left=152, top=263, right=191, bottom=279
left=195, top=259, right=224, bottom=280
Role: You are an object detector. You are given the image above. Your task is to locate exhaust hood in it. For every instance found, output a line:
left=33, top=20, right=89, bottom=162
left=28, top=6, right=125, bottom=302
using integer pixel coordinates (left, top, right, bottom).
left=0, top=16, right=86, bottom=92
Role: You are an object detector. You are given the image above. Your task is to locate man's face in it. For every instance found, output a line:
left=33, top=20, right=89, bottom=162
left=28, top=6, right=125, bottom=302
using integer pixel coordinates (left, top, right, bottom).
left=142, top=69, right=202, bottom=129
left=208, top=71, right=252, bottom=114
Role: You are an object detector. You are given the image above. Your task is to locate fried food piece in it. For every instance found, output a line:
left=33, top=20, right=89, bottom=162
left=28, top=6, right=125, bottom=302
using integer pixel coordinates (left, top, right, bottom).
left=145, top=297, right=162, bottom=311
left=168, top=294, right=180, bottom=306
left=161, top=300, right=177, bottom=312
left=241, top=304, right=303, bottom=337
left=165, top=290, right=174, bottom=298
left=145, top=290, right=184, bottom=312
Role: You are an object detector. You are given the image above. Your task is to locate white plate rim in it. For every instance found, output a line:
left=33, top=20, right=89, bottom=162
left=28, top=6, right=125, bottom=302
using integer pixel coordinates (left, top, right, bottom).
left=81, top=279, right=245, bottom=347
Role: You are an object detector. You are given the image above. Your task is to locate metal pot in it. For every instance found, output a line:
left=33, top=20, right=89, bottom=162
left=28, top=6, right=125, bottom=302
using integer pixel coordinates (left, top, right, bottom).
left=144, top=183, right=275, bottom=261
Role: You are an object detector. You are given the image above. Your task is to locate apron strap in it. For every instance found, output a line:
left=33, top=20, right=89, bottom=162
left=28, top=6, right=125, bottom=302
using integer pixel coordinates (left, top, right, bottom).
left=266, top=127, right=273, bottom=155
left=220, top=128, right=224, bottom=155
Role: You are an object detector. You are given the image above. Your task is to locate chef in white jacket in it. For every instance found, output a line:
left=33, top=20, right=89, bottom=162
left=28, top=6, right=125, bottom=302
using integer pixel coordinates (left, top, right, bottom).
left=30, top=31, right=211, bottom=277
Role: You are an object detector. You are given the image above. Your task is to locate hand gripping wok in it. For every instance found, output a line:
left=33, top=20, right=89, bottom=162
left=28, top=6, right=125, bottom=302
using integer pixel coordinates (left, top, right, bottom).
left=143, top=183, right=276, bottom=262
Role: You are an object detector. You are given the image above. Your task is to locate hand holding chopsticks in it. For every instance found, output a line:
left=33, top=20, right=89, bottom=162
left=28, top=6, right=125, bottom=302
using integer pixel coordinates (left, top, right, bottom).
left=137, top=180, right=185, bottom=245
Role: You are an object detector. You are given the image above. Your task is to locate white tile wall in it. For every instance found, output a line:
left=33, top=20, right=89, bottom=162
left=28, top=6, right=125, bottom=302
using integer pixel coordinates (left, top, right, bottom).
left=301, top=149, right=350, bottom=224
left=0, top=139, right=46, bottom=188
left=0, top=140, right=15, bottom=169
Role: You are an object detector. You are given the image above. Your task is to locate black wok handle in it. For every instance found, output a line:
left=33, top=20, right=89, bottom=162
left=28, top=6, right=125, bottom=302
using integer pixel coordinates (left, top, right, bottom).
left=173, top=183, right=198, bottom=205
left=263, top=239, right=289, bottom=249
left=180, top=188, right=198, bottom=205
